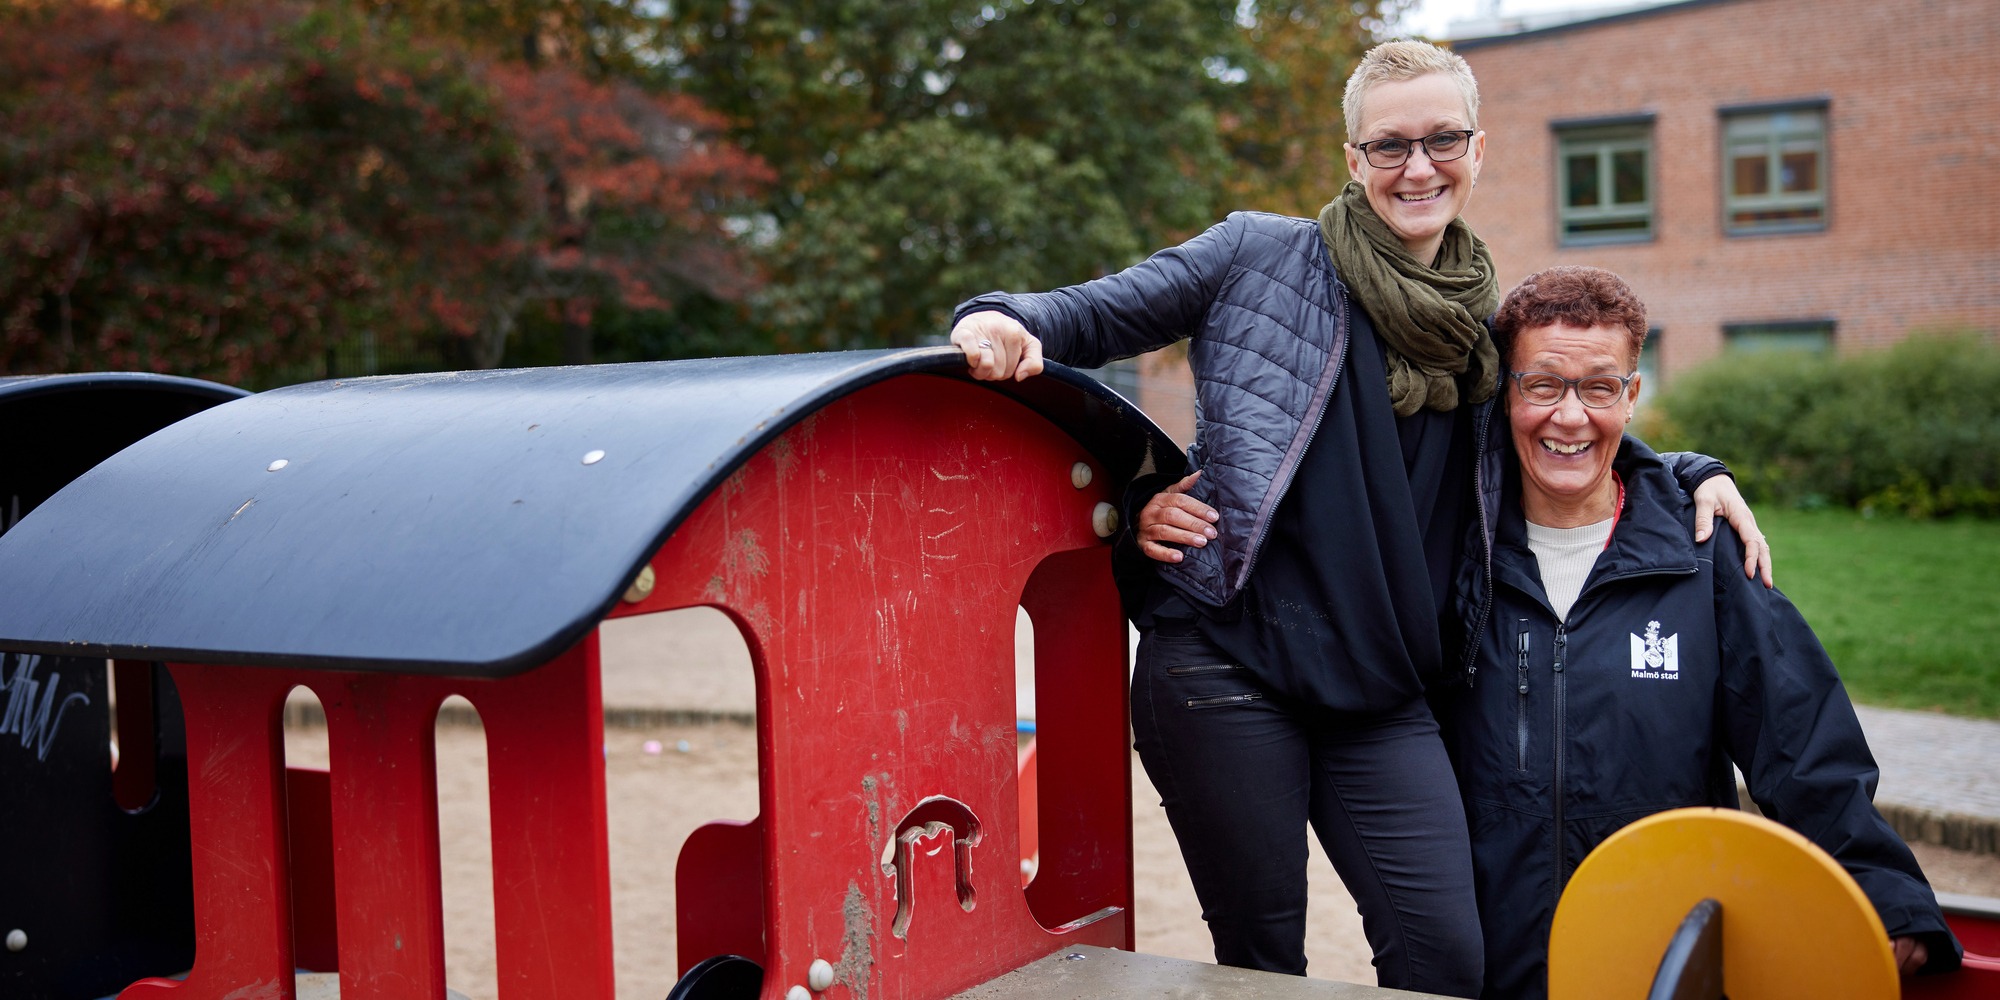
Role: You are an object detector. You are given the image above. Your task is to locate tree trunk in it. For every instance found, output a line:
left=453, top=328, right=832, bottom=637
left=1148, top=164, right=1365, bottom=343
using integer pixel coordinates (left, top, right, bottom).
left=560, top=311, right=592, bottom=365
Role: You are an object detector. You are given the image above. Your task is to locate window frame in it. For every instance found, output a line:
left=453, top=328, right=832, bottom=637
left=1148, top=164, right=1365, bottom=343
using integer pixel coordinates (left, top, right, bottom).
left=1719, top=99, right=1831, bottom=236
left=1721, top=319, right=1836, bottom=354
left=1553, top=115, right=1657, bottom=246
left=1636, top=326, right=1662, bottom=395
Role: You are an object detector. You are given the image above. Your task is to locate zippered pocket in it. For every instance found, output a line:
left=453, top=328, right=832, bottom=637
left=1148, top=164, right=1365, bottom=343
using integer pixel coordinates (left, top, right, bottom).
left=1164, top=662, right=1243, bottom=677
left=1184, top=692, right=1262, bottom=710
left=1515, top=625, right=1531, bottom=772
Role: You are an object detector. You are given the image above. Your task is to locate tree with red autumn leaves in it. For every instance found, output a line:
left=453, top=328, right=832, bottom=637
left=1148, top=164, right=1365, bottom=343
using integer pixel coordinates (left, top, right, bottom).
left=0, top=1, right=767, bottom=383
left=479, top=62, right=771, bottom=367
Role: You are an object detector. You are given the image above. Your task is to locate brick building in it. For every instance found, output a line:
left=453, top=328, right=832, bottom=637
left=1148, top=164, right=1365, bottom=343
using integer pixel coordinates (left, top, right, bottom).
left=1453, top=0, right=2000, bottom=382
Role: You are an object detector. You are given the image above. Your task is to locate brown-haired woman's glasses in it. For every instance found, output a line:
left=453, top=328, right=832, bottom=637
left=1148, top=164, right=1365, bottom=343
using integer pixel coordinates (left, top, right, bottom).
left=1509, top=371, right=1637, bottom=409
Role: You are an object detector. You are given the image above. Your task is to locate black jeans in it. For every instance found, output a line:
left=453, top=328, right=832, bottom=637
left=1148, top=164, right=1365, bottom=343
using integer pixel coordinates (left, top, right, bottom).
left=1131, top=625, right=1483, bottom=997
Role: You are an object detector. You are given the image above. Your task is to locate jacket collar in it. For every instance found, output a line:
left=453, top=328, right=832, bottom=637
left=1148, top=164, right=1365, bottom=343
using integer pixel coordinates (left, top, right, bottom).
left=1494, top=434, right=1699, bottom=604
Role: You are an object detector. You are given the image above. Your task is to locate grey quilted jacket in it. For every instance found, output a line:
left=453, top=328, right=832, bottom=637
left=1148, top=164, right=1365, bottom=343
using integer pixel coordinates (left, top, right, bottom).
left=955, top=211, right=1353, bottom=608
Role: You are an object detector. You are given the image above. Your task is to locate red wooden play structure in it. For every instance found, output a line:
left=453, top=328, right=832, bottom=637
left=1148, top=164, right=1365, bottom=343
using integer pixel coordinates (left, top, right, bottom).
left=0, top=351, right=1163, bottom=1000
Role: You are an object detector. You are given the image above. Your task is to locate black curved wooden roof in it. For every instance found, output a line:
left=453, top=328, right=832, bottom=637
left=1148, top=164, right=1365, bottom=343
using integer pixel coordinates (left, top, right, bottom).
left=1, top=372, right=248, bottom=538
left=0, top=349, right=1179, bottom=676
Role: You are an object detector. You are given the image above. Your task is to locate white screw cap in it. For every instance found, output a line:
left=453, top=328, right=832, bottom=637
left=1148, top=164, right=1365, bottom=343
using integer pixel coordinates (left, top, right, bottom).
left=1091, top=501, right=1119, bottom=539
left=808, top=958, right=835, bottom=991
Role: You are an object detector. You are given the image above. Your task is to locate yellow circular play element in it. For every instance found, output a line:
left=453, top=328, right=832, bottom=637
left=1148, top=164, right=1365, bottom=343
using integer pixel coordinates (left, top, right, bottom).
left=1549, top=807, right=1896, bottom=999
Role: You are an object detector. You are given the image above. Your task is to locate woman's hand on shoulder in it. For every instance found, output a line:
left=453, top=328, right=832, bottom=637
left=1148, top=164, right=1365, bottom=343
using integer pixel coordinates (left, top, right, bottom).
left=1692, top=475, right=1774, bottom=588
left=950, top=310, right=1045, bottom=382
left=1137, top=471, right=1217, bottom=563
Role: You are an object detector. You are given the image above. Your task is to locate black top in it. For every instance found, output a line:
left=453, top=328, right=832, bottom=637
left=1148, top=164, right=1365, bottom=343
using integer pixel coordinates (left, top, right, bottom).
left=1148, top=312, right=1473, bottom=713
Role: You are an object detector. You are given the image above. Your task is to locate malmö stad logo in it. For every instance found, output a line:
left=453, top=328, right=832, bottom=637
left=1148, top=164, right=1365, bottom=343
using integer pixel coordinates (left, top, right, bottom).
left=1630, top=621, right=1679, bottom=680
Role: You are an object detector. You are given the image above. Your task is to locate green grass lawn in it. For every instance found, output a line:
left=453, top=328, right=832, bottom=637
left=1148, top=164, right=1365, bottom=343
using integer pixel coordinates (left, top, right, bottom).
left=1761, top=508, right=2000, bottom=719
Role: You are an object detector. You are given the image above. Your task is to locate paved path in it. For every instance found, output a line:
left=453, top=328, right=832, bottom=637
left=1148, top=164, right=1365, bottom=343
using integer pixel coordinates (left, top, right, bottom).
left=591, top=610, right=2000, bottom=855
left=1856, top=705, right=2000, bottom=854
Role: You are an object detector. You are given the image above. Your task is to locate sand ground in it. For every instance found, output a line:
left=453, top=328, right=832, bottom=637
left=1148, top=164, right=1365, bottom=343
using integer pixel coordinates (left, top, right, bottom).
left=280, top=719, right=1380, bottom=1000
left=278, top=608, right=2000, bottom=999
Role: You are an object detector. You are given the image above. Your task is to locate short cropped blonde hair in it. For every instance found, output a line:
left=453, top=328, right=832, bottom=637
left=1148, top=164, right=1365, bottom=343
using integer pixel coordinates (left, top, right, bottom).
left=1342, top=40, right=1481, bottom=142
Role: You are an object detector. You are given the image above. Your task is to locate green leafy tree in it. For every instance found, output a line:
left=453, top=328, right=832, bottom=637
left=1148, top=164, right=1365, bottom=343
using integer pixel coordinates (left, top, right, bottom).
left=351, top=0, right=669, bottom=79
left=1224, top=1, right=1407, bottom=216
left=663, top=0, right=1280, bottom=349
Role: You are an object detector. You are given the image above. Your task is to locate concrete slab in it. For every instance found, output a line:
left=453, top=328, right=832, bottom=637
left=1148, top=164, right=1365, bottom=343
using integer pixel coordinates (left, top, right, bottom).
left=947, top=946, right=1452, bottom=1000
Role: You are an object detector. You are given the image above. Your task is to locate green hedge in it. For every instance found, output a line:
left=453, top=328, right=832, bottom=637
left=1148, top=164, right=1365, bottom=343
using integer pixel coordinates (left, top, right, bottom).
left=1639, top=333, right=2000, bottom=517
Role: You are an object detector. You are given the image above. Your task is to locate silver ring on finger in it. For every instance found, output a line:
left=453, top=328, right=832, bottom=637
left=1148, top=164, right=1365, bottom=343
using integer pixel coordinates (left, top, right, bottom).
left=978, top=340, right=993, bottom=349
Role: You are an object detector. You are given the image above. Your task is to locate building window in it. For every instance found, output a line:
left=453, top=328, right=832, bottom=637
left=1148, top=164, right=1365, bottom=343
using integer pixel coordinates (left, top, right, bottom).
left=1722, top=106, right=1827, bottom=234
left=1723, top=320, right=1834, bottom=353
left=1637, top=327, right=1662, bottom=386
left=1557, top=124, right=1653, bottom=244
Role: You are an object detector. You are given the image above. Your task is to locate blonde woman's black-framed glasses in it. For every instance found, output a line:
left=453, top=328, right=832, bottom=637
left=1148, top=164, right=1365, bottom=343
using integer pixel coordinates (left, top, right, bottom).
left=1352, top=129, right=1477, bottom=169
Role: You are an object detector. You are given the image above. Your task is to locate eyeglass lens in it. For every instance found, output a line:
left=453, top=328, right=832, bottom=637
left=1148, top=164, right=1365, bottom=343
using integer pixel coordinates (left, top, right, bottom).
left=1363, top=131, right=1471, bottom=168
left=1515, top=373, right=1628, bottom=407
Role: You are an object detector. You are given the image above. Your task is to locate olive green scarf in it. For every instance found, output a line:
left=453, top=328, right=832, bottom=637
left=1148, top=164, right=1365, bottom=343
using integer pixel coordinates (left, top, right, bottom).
left=1317, top=181, right=1500, bottom=416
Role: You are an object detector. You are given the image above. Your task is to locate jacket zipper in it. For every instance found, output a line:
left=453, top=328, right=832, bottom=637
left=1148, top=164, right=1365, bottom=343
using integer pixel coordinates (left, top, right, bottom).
left=1233, top=276, right=1348, bottom=594
left=1551, top=623, right=1569, bottom=904
left=1185, top=692, right=1261, bottom=709
left=1533, top=552, right=1692, bottom=902
left=1515, top=624, right=1531, bottom=772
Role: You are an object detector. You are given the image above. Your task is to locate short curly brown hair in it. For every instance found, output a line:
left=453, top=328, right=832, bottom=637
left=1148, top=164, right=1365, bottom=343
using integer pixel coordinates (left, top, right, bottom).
left=1493, top=266, right=1648, bottom=369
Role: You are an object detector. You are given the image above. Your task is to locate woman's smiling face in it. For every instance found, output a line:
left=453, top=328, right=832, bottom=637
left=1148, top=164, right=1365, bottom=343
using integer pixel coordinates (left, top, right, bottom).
left=1507, top=321, right=1641, bottom=527
left=1343, top=72, right=1484, bottom=265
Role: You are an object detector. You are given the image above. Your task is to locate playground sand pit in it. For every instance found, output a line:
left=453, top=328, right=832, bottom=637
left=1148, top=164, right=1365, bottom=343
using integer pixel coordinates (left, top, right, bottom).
left=274, top=608, right=2000, bottom=999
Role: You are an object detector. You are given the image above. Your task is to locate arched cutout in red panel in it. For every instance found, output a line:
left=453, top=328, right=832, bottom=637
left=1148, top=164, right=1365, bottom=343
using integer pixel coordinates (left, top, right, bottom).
left=280, top=686, right=338, bottom=975
left=1018, top=547, right=1133, bottom=939
left=1013, top=607, right=1039, bottom=887
left=596, top=605, right=765, bottom=992
left=432, top=695, right=497, bottom=997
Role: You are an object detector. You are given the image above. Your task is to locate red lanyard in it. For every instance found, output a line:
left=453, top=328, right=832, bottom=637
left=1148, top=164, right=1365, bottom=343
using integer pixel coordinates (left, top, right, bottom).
left=1603, top=471, right=1626, bottom=551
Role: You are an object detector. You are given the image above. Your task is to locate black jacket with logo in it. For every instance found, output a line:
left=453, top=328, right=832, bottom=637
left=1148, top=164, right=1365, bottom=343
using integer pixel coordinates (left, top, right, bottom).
left=1434, top=434, right=1960, bottom=999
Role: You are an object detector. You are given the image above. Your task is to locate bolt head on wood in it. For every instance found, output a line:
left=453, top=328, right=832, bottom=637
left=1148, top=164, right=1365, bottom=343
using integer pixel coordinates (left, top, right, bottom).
left=1091, top=501, right=1119, bottom=538
left=808, top=958, right=835, bottom=991
left=622, top=564, right=656, bottom=604
left=1070, top=462, right=1093, bottom=489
